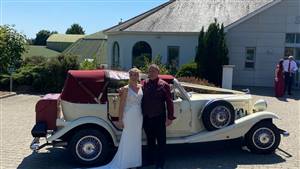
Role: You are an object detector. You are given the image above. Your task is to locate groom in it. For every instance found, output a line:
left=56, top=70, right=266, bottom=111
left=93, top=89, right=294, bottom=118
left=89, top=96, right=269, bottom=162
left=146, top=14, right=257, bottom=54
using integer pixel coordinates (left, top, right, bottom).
left=141, top=64, right=176, bottom=169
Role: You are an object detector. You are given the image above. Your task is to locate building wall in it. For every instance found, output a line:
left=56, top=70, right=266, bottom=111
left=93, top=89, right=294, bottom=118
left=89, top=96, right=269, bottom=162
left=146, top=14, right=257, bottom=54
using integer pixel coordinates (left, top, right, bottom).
left=107, top=33, right=198, bottom=70
left=227, top=0, right=300, bottom=87
left=106, top=0, right=300, bottom=87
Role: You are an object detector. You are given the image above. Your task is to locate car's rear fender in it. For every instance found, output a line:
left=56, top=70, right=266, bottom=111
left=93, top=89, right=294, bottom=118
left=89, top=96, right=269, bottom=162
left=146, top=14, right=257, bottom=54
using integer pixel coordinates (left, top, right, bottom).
left=47, top=116, right=118, bottom=146
left=183, top=111, right=279, bottom=143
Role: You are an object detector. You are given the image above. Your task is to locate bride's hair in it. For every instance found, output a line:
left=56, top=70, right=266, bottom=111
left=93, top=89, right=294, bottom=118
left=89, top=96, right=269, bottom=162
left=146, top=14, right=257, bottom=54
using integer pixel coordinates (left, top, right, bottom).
left=128, top=68, right=141, bottom=83
left=128, top=68, right=141, bottom=74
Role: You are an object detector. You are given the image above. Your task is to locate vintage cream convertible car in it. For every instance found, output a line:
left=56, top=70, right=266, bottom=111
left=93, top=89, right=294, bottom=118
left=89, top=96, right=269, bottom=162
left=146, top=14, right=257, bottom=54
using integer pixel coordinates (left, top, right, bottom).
left=30, top=69, right=289, bottom=165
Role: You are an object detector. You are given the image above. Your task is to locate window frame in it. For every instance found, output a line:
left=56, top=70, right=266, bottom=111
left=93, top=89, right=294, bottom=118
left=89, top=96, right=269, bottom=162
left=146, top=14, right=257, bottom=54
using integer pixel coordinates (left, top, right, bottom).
left=286, top=33, right=300, bottom=44
left=167, top=46, right=180, bottom=69
left=112, top=42, right=120, bottom=68
left=244, top=47, right=256, bottom=70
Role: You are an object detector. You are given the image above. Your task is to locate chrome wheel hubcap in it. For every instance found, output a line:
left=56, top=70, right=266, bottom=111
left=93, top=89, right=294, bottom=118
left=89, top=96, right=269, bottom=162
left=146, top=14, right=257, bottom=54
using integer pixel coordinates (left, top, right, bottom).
left=76, top=135, right=102, bottom=161
left=252, top=127, right=275, bottom=150
left=210, top=106, right=231, bottom=128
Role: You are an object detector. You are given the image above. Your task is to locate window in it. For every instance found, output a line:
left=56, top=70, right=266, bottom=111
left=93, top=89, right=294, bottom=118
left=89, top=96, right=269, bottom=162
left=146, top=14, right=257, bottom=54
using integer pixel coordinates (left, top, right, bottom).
left=167, top=46, right=180, bottom=69
left=285, top=33, right=300, bottom=44
left=112, top=42, right=120, bottom=68
left=284, top=47, right=294, bottom=57
left=296, top=48, right=300, bottom=60
left=296, top=34, right=300, bottom=44
left=286, top=33, right=296, bottom=43
left=132, top=41, right=152, bottom=68
left=285, top=47, right=300, bottom=60
left=245, top=47, right=256, bottom=69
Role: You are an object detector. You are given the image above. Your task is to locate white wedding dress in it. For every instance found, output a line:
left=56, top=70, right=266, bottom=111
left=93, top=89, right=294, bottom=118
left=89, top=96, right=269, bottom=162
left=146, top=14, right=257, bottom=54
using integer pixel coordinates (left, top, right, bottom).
left=92, top=87, right=143, bottom=169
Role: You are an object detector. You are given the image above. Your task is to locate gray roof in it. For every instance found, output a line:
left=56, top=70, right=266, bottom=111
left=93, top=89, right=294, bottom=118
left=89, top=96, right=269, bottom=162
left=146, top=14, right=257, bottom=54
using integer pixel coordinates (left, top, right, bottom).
left=105, top=0, right=274, bottom=33
left=63, top=32, right=107, bottom=64
left=83, top=31, right=107, bottom=40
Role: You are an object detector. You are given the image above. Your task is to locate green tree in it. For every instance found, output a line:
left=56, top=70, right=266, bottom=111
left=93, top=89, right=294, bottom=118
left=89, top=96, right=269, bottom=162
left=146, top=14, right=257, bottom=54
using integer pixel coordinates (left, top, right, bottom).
left=140, top=55, right=169, bottom=74
left=195, top=19, right=229, bottom=85
left=34, top=30, right=57, bottom=45
left=176, top=62, right=197, bottom=77
left=0, top=25, right=27, bottom=73
left=195, top=27, right=205, bottom=77
left=66, top=23, right=85, bottom=34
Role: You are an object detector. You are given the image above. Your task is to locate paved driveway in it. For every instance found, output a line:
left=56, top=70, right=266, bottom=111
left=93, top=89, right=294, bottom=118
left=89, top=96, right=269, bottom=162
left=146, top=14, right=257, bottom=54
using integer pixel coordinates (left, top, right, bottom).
left=0, top=87, right=299, bottom=169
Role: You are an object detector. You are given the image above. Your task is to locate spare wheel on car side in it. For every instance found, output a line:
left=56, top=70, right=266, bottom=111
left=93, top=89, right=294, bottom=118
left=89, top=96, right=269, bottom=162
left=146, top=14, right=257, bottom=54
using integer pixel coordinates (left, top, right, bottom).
left=202, top=100, right=235, bottom=131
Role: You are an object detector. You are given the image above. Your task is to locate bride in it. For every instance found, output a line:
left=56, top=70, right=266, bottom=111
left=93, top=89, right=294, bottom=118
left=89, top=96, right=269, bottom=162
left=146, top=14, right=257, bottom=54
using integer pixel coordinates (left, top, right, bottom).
left=91, top=68, right=143, bottom=169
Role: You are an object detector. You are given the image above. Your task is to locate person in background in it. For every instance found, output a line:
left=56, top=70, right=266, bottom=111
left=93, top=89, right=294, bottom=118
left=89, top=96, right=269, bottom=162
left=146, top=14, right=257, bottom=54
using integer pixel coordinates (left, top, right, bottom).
left=283, top=56, right=298, bottom=95
left=274, top=59, right=285, bottom=97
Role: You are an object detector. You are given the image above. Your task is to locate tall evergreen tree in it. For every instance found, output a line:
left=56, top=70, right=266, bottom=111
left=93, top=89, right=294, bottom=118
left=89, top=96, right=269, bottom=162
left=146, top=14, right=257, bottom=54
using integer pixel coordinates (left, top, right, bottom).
left=195, top=27, right=205, bottom=77
left=195, top=20, right=229, bottom=85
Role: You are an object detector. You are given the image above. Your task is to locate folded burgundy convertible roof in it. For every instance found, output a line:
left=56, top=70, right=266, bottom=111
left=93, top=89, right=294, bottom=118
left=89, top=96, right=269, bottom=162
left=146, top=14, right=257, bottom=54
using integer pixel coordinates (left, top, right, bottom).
left=60, top=70, right=106, bottom=104
left=60, top=69, right=175, bottom=104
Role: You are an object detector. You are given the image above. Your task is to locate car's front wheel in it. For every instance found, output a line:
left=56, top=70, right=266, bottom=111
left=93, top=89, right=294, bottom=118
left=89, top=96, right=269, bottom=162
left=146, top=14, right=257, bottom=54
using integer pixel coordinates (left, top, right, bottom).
left=245, top=122, right=280, bottom=154
left=69, top=129, right=110, bottom=165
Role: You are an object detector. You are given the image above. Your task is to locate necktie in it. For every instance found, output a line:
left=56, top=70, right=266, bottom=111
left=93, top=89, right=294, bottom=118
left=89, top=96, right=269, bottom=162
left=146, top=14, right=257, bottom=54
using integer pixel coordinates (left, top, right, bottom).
left=288, top=60, right=291, bottom=76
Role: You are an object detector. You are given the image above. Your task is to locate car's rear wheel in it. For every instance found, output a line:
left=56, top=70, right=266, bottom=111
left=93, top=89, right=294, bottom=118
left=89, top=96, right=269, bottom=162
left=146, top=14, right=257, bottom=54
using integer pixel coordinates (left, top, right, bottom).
left=69, top=129, right=110, bottom=165
left=245, top=122, right=280, bottom=154
left=202, top=101, right=235, bottom=131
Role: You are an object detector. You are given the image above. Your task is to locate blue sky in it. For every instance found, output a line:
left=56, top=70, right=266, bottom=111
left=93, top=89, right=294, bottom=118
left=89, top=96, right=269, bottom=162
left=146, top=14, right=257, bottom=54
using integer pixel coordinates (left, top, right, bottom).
left=1, top=0, right=167, bottom=38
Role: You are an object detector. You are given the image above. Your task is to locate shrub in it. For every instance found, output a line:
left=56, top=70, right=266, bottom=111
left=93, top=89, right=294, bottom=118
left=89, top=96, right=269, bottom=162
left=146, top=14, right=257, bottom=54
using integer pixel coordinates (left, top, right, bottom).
left=0, top=74, right=10, bottom=90
left=23, top=55, right=47, bottom=66
left=177, top=76, right=216, bottom=87
left=80, top=59, right=97, bottom=70
left=42, top=54, right=79, bottom=92
left=177, top=76, right=218, bottom=94
left=139, top=55, right=169, bottom=74
left=0, top=54, right=79, bottom=93
left=176, top=62, right=197, bottom=77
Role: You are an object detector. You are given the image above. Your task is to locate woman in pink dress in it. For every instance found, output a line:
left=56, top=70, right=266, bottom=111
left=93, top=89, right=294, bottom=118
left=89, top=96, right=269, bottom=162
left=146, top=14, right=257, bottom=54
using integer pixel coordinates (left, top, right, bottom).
left=274, top=59, right=285, bottom=97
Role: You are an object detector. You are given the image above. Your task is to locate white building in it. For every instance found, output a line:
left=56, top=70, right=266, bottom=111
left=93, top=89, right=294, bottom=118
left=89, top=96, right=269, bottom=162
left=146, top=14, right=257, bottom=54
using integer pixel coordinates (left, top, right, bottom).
left=104, top=0, right=300, bottom=87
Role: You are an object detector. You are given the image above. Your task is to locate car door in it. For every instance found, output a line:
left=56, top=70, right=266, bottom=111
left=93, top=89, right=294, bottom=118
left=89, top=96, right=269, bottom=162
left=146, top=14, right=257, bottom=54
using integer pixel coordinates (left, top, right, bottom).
left=166, top=96, right=193, bottom=137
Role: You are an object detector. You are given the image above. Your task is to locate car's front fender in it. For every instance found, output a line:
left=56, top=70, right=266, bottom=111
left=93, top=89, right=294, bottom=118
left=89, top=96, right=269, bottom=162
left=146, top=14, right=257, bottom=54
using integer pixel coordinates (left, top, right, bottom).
left=47, top=116, right=118, bottom=145
left=184, top=111, right=279, bottom=143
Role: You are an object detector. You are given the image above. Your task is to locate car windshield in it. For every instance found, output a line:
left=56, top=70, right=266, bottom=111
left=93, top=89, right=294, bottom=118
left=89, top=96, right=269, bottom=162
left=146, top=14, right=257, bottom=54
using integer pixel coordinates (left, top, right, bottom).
left=173, top=79, right=191, bottom=100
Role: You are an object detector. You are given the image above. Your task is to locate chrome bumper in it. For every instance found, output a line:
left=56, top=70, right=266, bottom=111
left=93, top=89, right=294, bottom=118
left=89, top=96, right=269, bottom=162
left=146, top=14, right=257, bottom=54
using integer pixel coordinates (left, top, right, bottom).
left=30, top=137, right=67, bottom=152
left=30, top=137, right=50, bottom=152
left=278, top=128, right=289, bottom=137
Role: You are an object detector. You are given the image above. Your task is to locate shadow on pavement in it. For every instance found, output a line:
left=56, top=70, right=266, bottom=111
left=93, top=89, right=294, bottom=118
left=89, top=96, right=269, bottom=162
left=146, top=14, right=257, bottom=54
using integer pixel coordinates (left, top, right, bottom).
left=17, top=139, right=289, bottom=169
left=17, top=148, right=76, bottom=169
left=234, top=86, right=300, bottom=100
left=162, top=140, right=289, bottom=169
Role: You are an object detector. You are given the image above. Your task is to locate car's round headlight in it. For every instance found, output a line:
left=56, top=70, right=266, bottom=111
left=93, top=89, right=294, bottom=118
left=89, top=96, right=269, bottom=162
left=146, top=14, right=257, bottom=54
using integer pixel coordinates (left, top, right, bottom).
left=253, top=99, right=267, bottom=112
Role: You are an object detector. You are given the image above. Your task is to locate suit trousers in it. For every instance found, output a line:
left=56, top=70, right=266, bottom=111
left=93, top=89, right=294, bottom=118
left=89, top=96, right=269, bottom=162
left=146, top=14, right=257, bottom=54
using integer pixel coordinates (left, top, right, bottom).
left=143, top=115, right=166, bottom=168
left=284, top=72, right=294, bottom=94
